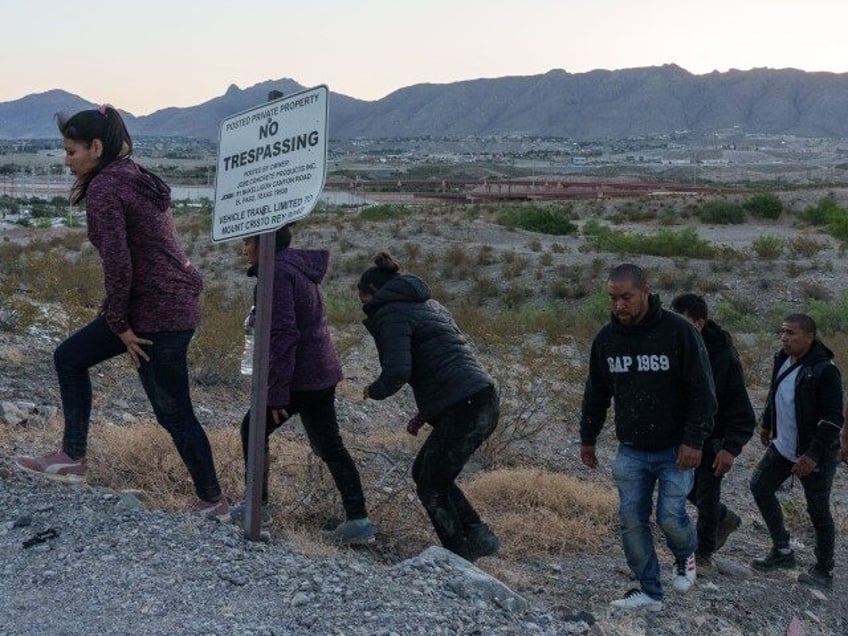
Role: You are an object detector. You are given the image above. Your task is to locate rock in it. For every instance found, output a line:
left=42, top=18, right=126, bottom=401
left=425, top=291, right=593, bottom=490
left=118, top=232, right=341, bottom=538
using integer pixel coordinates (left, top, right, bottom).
left=404, top=546, right=529, bottom=612
left=714, top=558, right=754, bottom=579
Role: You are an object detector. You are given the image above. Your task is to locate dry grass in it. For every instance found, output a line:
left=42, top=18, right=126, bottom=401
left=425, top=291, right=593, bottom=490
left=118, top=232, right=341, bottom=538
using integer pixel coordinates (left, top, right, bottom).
left=464, top=468, right=618, bottom=558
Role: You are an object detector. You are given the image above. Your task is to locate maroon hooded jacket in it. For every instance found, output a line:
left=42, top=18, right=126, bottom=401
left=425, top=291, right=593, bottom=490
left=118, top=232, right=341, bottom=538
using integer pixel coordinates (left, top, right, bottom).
left=85, top=157, right=202, bottom=335
left=255, top=249, right=343, bottom=408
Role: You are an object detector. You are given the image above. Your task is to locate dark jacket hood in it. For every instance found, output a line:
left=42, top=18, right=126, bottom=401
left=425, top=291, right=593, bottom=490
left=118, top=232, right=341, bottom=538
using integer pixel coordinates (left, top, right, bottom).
left=702, top=319, right=733, bottom=356
left=364, top=274, right=431, bottom=316
left=777, top=338, right=835, bottom=367
left=247, top=248, right=329, bottom=284
left=103, top=157, right=170, bottom=212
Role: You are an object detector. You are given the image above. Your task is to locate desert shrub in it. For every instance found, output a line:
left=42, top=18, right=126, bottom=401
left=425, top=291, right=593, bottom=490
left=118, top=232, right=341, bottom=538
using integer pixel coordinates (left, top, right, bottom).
left=583, top=220, right=715, bottom=259
left=500, top=253, right=529, bottom=279
left=799, top=195, right=841, bottom=226
left=714, top=295, right=760, bottom=332
left=503, top=284, right=533, bottom=308
left=476, top=244, right=497, bottom=266
left=441, top=244, right=473, bottom=279
left=697, top=200, right=746, bottom=224
left=799, top=281, right=832, bottom=302
left=527, top=239, right=543, bottom=252
left=190, top=284, right=246, bottom=385
left=752, top=235, right=785, bottom=260
left=743, top=192, right=783, bottom=219
left=359, top=204, right=411, bottom=222
left=402, top=242, right=420, bottom=261
left=787, top=234, right=828, bottom=258
left=324, top=287, right=362, bottom=326
left=469, top=274, right=499, bottom=303
left=809, top=291, right=848, bottom=334
left=496, top=205, right=577, bottom=236
left=798, top=195, right=848, bottom=241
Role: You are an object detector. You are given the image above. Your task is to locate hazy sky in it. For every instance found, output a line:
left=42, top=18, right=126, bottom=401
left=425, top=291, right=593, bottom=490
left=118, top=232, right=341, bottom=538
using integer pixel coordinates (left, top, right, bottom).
left=3, top=0, right=845, bottom=115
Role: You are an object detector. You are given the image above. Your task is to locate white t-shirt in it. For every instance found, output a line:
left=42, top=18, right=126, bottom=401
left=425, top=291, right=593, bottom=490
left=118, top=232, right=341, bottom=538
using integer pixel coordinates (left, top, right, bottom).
left=773, top=357, right=801, bottom=462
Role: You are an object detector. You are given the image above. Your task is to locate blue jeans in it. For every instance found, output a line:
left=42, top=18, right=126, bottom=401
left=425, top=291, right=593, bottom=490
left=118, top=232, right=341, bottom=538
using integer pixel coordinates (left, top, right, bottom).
left=55, top=315, right=222, bottom=501
left=612, top=444, right=696, bottom=600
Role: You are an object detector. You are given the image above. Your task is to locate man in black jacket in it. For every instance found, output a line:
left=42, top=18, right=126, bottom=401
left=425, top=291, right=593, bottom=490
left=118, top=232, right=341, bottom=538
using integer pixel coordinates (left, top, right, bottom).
left=750, top=314, right=843, bottom=590
left=580, top=264, right=716, bottom=612
left=672, top=293, right=756, bottom=568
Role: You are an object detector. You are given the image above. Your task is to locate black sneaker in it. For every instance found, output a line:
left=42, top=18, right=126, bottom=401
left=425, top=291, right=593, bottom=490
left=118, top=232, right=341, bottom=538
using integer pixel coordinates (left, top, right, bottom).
left=714, top=508, right=741, bottom=552
left=798, top=565, right=833, bottom=590
left=752, top=547, right=796, bottom=571
left=457, top=523, right=500, bottom=562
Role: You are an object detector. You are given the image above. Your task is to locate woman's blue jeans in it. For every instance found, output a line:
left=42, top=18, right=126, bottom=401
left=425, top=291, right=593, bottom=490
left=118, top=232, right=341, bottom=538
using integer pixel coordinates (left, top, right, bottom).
left=612, top=444, right=696, bottom=600
left=54, top=315, right=222, bottom=501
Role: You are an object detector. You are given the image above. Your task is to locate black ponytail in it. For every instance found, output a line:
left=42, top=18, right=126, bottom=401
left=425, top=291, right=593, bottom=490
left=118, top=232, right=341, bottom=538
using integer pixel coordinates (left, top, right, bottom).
left=57, top=105, right=133, bottom=203
left=357, top=251, right=401, bottom=293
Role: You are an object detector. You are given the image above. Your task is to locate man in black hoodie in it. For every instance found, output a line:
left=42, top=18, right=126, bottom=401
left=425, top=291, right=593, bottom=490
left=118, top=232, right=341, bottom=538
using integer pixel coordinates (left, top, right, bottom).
left=580, top=265, right=716, bottom=612
left=749, top=314, right=843, bottom=590
left=671, top=293, right=756, bottom=568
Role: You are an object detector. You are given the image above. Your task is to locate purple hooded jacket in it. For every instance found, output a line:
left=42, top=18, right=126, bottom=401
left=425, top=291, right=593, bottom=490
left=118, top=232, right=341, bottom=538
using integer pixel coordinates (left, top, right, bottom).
left=260, top=249, right=343, bottom=408
left=84, top=157, right=203, bottom=335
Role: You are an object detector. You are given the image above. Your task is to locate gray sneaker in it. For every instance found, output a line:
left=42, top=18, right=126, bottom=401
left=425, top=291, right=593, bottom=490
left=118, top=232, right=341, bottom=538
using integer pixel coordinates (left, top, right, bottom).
left=325, top=518, right=376, bottom=545
left=230, top=501, right=272, bottom=528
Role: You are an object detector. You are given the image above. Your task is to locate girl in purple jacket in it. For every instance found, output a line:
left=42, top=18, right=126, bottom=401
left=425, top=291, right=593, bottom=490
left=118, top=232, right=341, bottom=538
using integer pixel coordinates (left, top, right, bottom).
left=14, top=106, right=228, bottom=519
left=234, top=225, right=373, bottom=544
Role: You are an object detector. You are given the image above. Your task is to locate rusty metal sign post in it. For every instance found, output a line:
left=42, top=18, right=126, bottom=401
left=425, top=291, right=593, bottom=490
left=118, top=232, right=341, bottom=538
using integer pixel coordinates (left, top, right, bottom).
left=212, top=86, right=328, bottom=540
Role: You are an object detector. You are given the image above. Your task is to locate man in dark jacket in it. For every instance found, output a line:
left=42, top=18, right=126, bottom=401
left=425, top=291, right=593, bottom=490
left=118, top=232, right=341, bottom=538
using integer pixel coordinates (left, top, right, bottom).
left=671, top=293, right=756, bottom=568
left=750, top=314, right=843, bottom=590
left=580, top=264, right=716, bottom=612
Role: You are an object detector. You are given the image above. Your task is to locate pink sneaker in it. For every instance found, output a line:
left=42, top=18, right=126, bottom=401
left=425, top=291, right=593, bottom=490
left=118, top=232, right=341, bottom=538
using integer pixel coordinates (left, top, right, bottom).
left=14, top=449, right=87, bottom=484
left=184, top=496, right=230, bottom=521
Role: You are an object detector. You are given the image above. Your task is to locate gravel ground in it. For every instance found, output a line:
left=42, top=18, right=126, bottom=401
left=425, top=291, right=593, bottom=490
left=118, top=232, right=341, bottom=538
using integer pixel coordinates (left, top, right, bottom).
left=0, top=477, right=575, bottom=636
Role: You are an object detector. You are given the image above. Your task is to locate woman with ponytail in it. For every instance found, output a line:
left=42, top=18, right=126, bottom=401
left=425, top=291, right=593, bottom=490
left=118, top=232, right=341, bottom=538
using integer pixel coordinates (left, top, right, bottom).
left=357, top=252, right=500, bottom=561
left=15, top=105, right=229, bottom=519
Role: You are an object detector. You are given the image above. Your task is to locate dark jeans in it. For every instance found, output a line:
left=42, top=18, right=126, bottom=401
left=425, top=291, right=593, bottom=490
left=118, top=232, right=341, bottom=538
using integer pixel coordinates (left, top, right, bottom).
left=687, top=444, right=729, bottom=556
left=750, top=443, right=838, bottom=571
left=411, top=384, right=499, bottom=553
left=240, top=386, right=367, bottom=519
left=55, top=315, right=222, bottom=501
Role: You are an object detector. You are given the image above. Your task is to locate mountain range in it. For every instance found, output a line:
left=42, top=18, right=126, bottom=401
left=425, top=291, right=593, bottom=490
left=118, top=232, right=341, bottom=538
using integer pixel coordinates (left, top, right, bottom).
left=2, top=65, right=848, bottom=141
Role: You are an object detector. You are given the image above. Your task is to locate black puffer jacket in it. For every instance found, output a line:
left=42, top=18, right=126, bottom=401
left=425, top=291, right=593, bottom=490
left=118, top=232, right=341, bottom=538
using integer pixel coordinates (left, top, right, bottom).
left=363, top=274, right=494, bottom=421
left=701, top=320, right=756, bottom=456
left=762, top=339, right=843, bottom=462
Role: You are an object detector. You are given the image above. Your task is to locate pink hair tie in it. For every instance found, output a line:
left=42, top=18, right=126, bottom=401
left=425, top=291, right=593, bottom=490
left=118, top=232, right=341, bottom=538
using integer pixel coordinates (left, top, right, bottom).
left=97, top=104, right=108, bottom=116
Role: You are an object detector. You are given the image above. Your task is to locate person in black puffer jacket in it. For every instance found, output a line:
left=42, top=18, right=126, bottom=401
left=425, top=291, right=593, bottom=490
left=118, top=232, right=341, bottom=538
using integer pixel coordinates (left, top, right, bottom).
left=358, top=252, right=499, bottom=562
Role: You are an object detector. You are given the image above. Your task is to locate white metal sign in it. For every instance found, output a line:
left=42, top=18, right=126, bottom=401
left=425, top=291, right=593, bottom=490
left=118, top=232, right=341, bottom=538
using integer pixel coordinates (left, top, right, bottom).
left=211, top=85, right=328, bottom=242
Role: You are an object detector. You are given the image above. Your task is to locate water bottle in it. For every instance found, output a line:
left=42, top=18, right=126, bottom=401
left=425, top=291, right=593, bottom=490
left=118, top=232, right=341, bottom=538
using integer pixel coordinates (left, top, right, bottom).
left=239, top=310, right=255, bottom=376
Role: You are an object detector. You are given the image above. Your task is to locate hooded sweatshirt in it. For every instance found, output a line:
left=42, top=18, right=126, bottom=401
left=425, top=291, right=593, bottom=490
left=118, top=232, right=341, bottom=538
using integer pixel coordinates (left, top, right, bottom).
left=580, top=294, right=717, bottom=451
left=362, top=274, right=493, bottom=421
left=255, top=249, right=342, bottom=408
left=700, top=319, right=756, bottom=456
left=84, top=157, right=202, bottom=335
